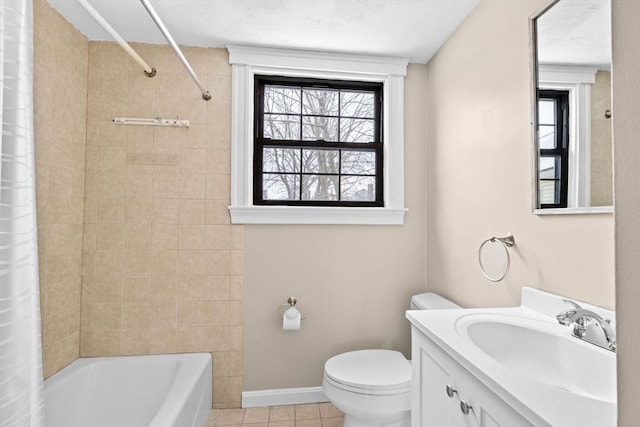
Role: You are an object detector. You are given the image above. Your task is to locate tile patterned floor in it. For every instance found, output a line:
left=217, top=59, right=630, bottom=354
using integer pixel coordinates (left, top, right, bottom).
left=207, top=403, right=344, bottom=427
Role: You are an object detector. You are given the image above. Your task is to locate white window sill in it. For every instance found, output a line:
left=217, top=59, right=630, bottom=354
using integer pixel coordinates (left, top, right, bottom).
left=229, top=206, right=407, bottom=225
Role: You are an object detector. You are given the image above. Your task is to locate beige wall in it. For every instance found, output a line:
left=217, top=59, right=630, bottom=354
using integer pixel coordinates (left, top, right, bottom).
left=612, top=0, right=640, bottom=424
left=79, top=43, right=241, bottom=408
left=425, top=0, right=614, bottom=309
left=243, top=64, right=428, bottom=391
left=591, top=70, right=613, bottom=206
left=34, top=0, right=88, bottom=379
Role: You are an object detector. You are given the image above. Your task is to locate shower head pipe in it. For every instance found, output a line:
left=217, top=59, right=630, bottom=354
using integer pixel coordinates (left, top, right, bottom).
left=140, top=0, right=212, bottom=101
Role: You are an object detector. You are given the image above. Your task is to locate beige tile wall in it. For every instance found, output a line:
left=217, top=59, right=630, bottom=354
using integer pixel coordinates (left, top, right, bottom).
left=80, top=42, right=242, bottom=408
left=33, top=0, right=88, bottom=379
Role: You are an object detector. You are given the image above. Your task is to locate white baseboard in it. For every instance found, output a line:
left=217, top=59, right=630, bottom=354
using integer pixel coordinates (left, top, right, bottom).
left=242, top=386, right=329, bottom=408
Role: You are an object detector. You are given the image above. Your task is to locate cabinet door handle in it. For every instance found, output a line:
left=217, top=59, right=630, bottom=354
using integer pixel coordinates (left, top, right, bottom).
left=445, top=384, right=458, bottom=398
left=460, top=400, right=473, bottom=415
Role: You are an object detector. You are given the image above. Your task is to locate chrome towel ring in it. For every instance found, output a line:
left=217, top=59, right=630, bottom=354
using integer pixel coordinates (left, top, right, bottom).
left=478, top=234, right=515, bottom=282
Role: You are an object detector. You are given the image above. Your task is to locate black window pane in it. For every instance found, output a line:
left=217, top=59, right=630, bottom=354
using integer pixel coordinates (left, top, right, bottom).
left=302, top=149, right=339, bottom=174
left=263, top=114, right=300, bottom=140
left=302, top=116, right=339, bottom=141
left=302, top=175, right=338, bottom=201
left=263, top=148, right=301, bottom=173
left=340, top=118, right=375, bottom=143
left=341, top=176, right=376, bottom=201
left=341, top=91, right=375, bottom=118
left=539, top=156, right=559, bottom=179
left=538, top=99, right=555, bottom=125
left=302, top=89, right=339, bottom=116
left=539, top=180, right=558, bottom=205
left=255, top=76, right=383, bottom=206
left=264, top=86, right=301, bottom=114
left=537, top=90, right=569, bottom=209
left=263, top=174, right=300, bottom=200
left=342, top=151, right=376, bottom=175
left=538, top=125, right=556, bottom=149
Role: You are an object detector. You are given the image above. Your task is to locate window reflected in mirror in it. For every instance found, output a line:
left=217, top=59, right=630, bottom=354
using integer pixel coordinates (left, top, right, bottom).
left=533, top=0, right=613, bottom=213
left=538, top=90, right=569, bottom=208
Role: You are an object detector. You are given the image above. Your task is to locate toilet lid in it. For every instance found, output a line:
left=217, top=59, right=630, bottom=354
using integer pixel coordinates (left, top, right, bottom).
left=324, top=350, right=411, bottom=392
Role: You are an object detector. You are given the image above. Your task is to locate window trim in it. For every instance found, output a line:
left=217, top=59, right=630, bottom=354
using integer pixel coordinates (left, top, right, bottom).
left=227, top=45, right=408, bottom=224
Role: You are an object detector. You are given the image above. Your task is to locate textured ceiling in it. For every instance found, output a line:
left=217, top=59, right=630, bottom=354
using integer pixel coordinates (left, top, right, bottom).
left=537, top=0, right=611, bottom=68
left=46, top=0, right=611, bottom=67
left=46, top=0, right=480, bottom=64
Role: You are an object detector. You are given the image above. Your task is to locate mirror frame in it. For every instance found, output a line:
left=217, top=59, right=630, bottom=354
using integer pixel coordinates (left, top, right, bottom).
left=529, top=0, right=614, bottom=216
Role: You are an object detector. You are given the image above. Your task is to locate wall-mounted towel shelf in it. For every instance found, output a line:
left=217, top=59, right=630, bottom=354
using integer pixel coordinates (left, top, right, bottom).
left=113, top=117, right=189, bottom=127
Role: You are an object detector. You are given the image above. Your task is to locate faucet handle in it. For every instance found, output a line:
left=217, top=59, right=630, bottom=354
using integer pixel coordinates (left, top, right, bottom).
left=562, top=299, right=582, bottom=309
left=556, top=299, right=582, bottom=325
left=556, top=312, right=575, bottom=326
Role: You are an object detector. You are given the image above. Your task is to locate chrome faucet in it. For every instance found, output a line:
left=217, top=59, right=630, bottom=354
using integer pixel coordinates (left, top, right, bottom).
left=556, top=299, right=616, bottom=352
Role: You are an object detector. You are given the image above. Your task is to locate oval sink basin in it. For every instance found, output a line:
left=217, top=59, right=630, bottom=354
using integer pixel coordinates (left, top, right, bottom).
left=456, top=313, right=616, bottom=402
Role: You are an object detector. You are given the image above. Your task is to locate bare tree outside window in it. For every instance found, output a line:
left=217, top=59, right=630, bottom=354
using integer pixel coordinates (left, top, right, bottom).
left=256, top=76, right=382, bottom=205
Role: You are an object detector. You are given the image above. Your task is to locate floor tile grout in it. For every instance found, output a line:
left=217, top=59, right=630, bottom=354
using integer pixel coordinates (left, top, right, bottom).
left=207, top=403, right=343, bottom=426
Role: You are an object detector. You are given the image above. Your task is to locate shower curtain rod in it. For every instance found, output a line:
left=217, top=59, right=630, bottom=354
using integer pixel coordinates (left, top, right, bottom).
left=140, top=0, right=212, bottom=101
left=76, top=0, right=156, bottom=77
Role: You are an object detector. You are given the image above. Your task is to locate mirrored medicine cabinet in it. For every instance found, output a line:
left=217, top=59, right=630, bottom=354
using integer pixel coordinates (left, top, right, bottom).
left=531, top=0, right=613, bottom=215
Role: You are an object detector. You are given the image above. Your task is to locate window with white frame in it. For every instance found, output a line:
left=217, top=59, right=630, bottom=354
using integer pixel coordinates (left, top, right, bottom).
left=227, top=46, right=408, bottom=225
left=538, top=65, right=597, bottom=208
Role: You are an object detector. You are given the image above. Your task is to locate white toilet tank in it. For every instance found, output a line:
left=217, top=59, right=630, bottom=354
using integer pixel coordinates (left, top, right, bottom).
left=410, top=293, right=460, bottom=310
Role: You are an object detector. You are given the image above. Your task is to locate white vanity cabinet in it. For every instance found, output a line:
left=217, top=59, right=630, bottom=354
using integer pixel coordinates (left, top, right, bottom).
left=411, top=327, right=532, bottom=427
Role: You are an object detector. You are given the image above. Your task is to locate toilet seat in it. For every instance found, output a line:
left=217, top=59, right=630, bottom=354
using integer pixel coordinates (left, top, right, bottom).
left=324, top=350, right=411, bottom=395
left=323, top=374, right=411, bottom=396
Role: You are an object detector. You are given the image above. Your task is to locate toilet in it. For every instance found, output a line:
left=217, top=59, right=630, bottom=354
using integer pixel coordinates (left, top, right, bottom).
left=322, top=293, right=460, bottom=427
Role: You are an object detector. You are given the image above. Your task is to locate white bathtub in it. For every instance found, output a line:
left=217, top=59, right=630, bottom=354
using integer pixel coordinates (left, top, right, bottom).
left=44, top=353, right=212, bottom=427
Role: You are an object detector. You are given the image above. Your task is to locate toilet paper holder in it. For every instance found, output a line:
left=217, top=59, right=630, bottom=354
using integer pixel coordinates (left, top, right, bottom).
left=276, top=296, right=306, bottom=321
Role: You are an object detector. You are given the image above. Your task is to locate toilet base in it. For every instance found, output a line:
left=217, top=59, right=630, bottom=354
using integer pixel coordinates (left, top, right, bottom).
left=343, top=412, right=410, bottom=427
left=322, top=350, right=412, bottom=427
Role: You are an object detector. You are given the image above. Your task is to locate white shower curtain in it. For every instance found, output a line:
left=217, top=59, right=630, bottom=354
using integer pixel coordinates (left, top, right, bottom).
left=0, top=0, right=45, bottom=426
